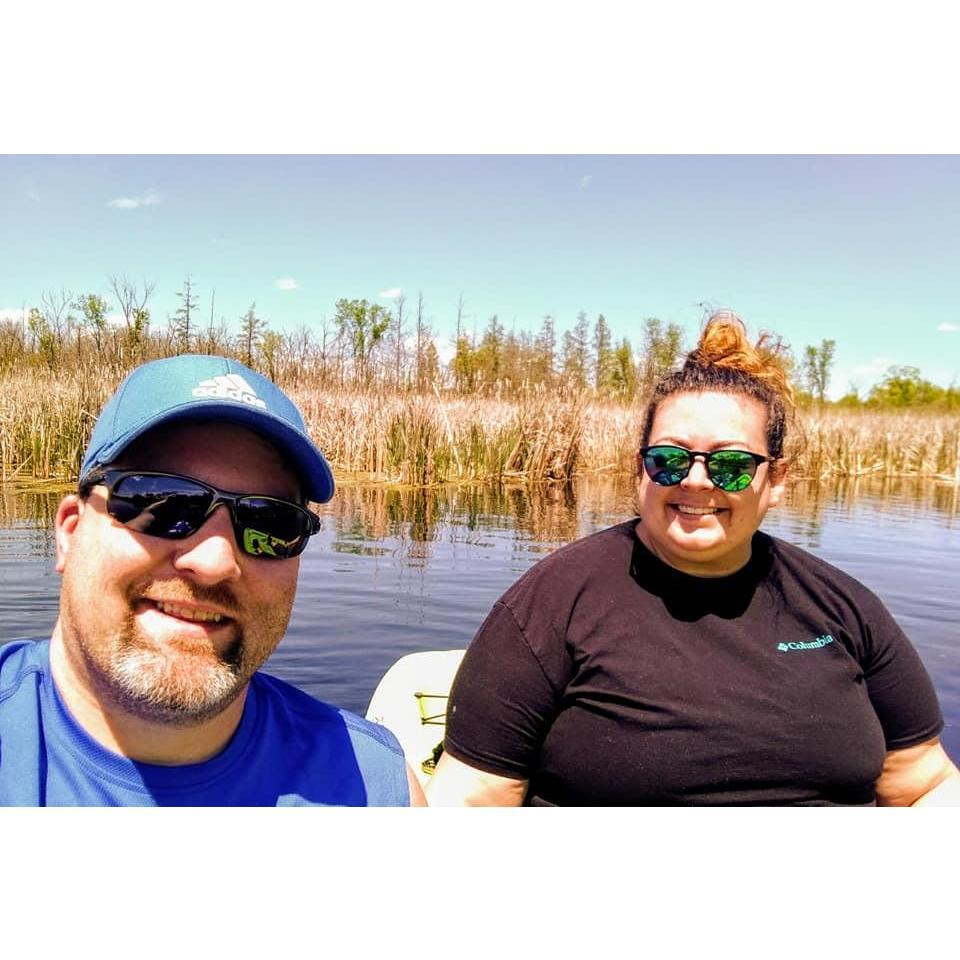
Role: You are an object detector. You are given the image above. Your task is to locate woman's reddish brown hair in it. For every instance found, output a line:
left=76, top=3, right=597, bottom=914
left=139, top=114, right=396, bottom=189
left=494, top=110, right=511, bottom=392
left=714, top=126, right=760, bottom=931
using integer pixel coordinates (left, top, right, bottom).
left=640, top=310, right=796, bottom=458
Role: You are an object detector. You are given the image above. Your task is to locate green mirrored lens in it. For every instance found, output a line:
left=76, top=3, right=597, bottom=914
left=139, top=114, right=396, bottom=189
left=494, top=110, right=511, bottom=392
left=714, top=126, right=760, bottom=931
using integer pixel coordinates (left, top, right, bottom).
left=707, top=451, right=756, bottom=491
left=644, top=446, right=691, bottom=486
left=236, top=498, right=310, bottom=558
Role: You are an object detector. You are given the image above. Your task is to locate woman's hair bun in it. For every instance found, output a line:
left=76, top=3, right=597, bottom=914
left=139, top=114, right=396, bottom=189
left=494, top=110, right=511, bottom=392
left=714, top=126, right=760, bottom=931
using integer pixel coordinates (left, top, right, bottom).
left=686, top=310, right=794, bottom=407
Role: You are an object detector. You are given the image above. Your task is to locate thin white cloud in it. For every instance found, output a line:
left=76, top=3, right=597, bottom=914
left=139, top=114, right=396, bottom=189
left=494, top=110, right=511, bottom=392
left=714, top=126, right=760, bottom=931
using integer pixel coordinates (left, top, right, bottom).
left=379, top=287, right=402, bottom=299
left=579, top=174, right=593, bottom=188
left=275, top=278, right=298, bottom=291
left=107, top=189, right=160, bottom=209
left=0, top=307, right=27, bottom=323
left=937, top=322, right=958, bottom=332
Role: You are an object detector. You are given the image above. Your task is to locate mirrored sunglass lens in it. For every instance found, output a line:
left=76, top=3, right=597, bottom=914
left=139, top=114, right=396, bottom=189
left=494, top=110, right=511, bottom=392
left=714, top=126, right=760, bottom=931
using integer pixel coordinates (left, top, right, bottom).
left=645, top=446, right=690, bottom=486
left=110, top=475, right=211, bottom=537
left=235, top=498, right=310, bottom=558
left=707, top=452, right=755, bottom=492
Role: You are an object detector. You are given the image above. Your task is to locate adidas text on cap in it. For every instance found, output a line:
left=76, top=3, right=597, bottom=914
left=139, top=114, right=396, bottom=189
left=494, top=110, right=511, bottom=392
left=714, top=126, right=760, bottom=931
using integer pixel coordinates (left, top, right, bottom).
left=80, top=354, right=335, bottom=503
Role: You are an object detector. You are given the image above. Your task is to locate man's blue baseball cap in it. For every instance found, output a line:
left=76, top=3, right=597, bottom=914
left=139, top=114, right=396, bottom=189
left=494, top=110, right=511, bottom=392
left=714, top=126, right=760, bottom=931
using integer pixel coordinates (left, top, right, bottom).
left=80, top=354, right=335, bottom=503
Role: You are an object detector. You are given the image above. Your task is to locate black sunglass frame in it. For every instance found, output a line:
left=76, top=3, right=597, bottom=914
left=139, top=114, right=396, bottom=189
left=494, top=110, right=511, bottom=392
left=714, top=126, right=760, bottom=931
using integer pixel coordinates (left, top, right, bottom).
left=79, top=468, right=320, bottom=559
left=638, top=445, right=777, bottom=492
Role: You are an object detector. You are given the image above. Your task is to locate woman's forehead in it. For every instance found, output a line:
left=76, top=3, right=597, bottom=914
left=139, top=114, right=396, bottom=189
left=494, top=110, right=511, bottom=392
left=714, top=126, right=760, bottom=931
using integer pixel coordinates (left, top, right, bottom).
left=649, top=391, right=769, bottom=446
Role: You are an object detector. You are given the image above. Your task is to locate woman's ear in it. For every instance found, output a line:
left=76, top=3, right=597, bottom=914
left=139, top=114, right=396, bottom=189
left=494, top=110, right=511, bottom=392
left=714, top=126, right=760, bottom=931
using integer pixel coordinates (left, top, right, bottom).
left=54, top=494, right=83, bottom=573
left=767, top=459, right=789, bottom=508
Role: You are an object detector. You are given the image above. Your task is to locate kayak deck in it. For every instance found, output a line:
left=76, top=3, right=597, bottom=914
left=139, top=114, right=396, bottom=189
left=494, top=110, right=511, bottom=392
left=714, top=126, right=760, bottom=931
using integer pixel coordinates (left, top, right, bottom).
left=366, top=649, right=466, bottom=786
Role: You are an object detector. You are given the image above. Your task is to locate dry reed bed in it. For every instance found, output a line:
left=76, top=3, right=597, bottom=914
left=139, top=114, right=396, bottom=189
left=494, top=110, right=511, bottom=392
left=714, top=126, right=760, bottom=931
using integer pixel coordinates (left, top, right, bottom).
left=797, top=412, right=960, bottom=481
left=1, top=368, right=958, bottom=484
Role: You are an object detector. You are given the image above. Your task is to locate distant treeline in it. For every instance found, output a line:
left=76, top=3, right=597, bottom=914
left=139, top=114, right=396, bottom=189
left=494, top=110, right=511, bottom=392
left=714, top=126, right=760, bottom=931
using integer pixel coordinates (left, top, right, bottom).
left=2, top=278, right=957, bottom=409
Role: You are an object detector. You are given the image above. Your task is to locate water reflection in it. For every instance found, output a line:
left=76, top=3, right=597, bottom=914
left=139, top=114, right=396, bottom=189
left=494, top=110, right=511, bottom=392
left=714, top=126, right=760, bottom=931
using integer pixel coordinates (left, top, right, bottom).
left=326, top=475, right=638, bottom=559
left=0, top=487, right=62, bottom=533
left=1, top=474, right=957, bottom=762
left=1, top=474, right=956, bottom=556
left=779, top=476, right=958, bottom=546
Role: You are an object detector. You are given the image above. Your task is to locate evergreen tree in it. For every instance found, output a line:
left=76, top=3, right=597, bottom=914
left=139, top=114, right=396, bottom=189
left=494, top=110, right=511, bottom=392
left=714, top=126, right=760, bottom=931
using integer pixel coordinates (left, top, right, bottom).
left=452, top=334, right=478, bottom=392
left=610, top=338, right=638, bottom=400
left=561, top=310, right=590, bottom=389
left=238, top=303, right=266, bottom=367
left=477, top=314, right=505, bottom=388
left=592, top=313, right=614, bottom=392
left=638, top=317, right=685, bottom=395
left=532, top=314, right=556, bottom=386
left=171, top=277, right=199, bottom=354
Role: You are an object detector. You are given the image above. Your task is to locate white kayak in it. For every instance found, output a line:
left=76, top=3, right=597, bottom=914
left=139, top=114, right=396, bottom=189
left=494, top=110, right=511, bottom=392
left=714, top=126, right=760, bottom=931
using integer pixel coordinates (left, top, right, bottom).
left=366, top=649, right=466, bottom=786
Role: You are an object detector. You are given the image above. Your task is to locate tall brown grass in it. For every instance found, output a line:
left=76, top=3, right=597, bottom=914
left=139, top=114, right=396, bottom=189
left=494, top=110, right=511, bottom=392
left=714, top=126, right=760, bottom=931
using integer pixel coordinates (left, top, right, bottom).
left=1, top=367, right=957, bottom=485
left=795, top=411, right=960, bottom=481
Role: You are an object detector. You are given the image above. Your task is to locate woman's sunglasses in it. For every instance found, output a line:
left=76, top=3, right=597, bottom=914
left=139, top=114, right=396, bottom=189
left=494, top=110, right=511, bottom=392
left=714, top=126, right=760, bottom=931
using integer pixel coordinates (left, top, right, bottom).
left=639, top=445, right=776, bottom=493
left=80, top=469, right=321, bottom=559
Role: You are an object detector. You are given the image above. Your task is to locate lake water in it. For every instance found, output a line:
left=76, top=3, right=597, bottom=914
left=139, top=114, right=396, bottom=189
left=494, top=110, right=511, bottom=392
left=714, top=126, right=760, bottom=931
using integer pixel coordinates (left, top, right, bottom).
left=2, top=476, right=958, bottom=762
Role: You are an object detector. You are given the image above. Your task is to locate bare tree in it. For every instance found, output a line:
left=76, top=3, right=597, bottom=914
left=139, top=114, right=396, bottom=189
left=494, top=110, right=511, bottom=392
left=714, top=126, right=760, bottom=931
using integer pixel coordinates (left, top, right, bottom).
left=286, top=326, right=314, bottom=386
left=109, top=274, right=154, bottom=360
left=415, top=291, right=429, bottom=391
left=109, top=275, right=155, bottom=332
left=196, top=315, right=232, bottom=356
left=391, top=293, right=407, bottom=389
left=455, top=293, right=466, bottom=343
left=317, top=314, right=335, bottom=385
left=39, top=287, right=74, bottom=356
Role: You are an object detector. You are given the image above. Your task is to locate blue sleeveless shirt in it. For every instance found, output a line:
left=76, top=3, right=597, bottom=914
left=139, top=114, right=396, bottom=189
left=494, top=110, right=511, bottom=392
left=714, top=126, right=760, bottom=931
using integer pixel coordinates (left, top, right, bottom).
left=0, top=638, right=410, bottom=806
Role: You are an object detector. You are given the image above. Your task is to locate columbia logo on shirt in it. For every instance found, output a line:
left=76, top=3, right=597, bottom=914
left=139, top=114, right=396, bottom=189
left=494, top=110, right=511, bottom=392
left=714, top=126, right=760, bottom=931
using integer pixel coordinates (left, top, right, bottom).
left=777, top=635, right=835, bottom=652
left=192, top=374, right=266, bottom=409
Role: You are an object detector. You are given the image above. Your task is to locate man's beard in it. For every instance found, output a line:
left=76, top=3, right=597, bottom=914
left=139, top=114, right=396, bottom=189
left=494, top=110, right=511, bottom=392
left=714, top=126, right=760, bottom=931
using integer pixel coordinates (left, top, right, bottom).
left=106, top=615, right=250, bottom=726
left=61, top=576, right=284, bottom=728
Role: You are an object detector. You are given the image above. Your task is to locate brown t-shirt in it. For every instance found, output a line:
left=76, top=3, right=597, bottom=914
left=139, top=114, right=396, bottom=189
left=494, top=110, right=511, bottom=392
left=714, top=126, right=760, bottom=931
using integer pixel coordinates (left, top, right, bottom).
left=444, top=521, right=943, bottom=805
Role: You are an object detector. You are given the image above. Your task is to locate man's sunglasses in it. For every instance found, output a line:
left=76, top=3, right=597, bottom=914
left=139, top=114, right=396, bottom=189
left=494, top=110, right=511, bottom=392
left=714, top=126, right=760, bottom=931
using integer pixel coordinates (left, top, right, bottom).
left=639, top=445, right=776, bottom=493
left=80, top=469, right=321, bottom=559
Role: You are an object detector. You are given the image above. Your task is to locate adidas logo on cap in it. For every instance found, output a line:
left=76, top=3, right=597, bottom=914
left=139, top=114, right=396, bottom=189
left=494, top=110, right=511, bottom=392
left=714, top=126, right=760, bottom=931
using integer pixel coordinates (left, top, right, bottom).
left=192, top=373, right=267, bottom=409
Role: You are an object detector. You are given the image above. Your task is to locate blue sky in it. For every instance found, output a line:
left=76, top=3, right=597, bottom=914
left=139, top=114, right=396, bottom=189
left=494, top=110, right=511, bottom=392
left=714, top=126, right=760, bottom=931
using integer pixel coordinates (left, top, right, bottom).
left=2, top=154, right=958, bottom=398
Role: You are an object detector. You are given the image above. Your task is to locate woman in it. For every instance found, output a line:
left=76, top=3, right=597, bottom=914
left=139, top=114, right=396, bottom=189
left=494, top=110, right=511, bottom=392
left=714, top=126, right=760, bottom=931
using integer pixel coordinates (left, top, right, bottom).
left=426, top=313, right=959, bottom=805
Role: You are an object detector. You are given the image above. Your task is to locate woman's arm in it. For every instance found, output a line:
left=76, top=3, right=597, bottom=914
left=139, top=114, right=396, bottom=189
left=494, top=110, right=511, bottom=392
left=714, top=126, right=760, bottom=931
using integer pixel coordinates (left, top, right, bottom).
left=407, top=763, right=428, bottom=806
left=425, top=752, right=529, bottom=806
left=875, top=737, right=960, bottom=806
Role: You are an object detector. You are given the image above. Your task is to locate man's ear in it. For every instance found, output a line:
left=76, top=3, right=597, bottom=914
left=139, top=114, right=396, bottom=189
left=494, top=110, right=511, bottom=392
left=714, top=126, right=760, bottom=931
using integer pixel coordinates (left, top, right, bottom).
left=767, top=459, right=789, bottom=509
left=54, top=494, right=83, bottom=573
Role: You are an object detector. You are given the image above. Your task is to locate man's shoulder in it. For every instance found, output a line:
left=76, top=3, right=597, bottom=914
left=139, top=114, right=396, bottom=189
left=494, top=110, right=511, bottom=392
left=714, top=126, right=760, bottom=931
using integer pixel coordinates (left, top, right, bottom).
left=0, top=638, right=49, bottom=701
left=251, top=671, right=404, bottom=759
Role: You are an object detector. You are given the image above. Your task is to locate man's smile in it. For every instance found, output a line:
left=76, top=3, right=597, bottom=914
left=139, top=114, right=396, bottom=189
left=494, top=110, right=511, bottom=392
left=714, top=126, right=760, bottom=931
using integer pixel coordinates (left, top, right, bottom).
left=152, top=600, right=225, bottom=623
left=134, top=598, right=237, bottom=645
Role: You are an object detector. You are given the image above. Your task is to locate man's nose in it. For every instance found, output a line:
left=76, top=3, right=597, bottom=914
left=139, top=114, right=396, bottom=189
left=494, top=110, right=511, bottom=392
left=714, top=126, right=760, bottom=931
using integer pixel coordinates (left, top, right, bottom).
left=171, top=505, right=242, bottom=583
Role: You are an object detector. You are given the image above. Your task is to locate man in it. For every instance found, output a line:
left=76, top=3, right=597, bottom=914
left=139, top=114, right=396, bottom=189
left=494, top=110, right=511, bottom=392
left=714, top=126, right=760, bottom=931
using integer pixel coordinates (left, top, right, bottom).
left=0, top=354, right=426, bottom=806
